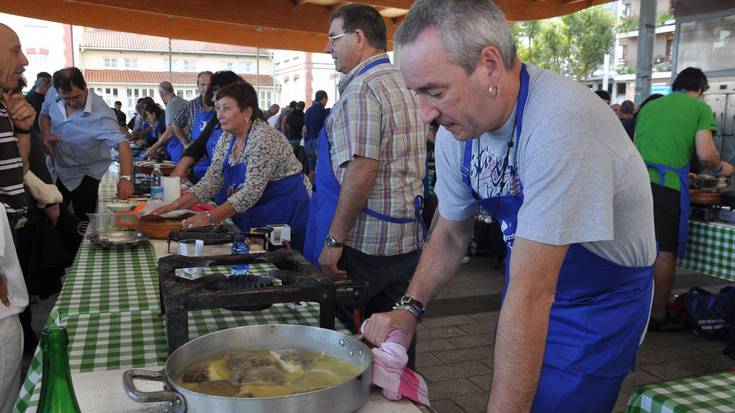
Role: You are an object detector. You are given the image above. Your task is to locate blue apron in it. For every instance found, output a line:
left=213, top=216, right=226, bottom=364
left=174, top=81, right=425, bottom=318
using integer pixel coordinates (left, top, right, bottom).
left=461, top=64, right=653, bottom=412
left=302, top=57, right=425, bottom=267
left=645, top=162, right=690, bottom=257
left=222, top=132, right=310, bottom=251
left=166, top=136, right=184, bottom=163
left=191, top=110, right=216, bottom=182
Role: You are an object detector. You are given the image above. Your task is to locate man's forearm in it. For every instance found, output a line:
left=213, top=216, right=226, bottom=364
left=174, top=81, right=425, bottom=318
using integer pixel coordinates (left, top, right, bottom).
left=487, top=238, right=566, bottom=412
left=405, top=216, right=474, bottom=304
left=328, top=156, right=378, bottom=241
left=173, top=125, right=191, bottom=147
left=39, top=114, right=50, bottom=136
left=118, top=141, right=133, bottom=176
left=17, top=133, right=29, bottom=172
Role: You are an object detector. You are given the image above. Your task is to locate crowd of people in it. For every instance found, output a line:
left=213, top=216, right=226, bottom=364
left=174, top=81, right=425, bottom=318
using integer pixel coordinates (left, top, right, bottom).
left=1, top=0, right=734, bottom=412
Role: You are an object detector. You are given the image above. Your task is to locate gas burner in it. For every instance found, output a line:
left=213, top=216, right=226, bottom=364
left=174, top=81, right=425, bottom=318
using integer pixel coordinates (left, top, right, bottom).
left=690, top=205, right=721, bottom=222
left=157, top=249, right=366, bottom=353
left=167, top=224, right=240, bottom=253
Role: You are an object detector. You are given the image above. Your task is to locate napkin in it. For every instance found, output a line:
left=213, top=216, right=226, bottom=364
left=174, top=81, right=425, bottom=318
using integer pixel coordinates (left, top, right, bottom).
left=360, top=322, right=430, bottom=406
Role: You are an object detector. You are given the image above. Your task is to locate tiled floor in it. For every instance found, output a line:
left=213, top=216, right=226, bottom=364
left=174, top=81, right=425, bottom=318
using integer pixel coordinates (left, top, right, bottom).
left=22, top=256, right=735, bottom=413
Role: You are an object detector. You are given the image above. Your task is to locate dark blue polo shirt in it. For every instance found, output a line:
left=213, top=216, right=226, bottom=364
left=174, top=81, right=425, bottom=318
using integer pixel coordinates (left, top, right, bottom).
left=303, top=101, right=328, bottom=141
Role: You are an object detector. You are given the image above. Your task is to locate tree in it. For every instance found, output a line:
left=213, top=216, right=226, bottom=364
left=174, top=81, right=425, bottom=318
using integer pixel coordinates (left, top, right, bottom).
left=511, top=6, right=615, bottom=80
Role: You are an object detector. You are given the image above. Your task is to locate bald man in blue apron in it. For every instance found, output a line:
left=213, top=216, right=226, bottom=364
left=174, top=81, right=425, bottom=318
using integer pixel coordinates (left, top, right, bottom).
left=362, top=1, right=657, bottom=412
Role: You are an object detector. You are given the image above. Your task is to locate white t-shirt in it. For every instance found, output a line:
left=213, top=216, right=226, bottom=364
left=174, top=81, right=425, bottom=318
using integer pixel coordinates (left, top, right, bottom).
left=0, top=203, right=27, bottom=321
left=434, top=64, right=656, bottom=267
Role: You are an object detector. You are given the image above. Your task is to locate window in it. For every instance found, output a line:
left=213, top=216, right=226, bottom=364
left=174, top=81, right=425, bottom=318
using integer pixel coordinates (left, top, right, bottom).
left=616, top=82, right=626, bottom=96
left=126, top=88, right=157, bottom=111
left=185, top=89, right=194, bottom=99
left=183, top=60, right=197, bottom=71
left=222, top=61, right=235, bottom=70
left=124, top=58, right=138, bottom=68
left=176, top=89, right=185, bottom=97
left=163, top=58, right=178, bottom=71
left=104, top=57, right=118, bottom=68
left=259, top=89, right=273, bottom=108
left=239, top=62, right=253, bottom=73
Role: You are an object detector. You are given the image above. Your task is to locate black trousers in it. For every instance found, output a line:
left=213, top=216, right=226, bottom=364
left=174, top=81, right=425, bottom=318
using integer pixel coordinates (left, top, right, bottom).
left=56, top=175, right=101, bottom=221
left=337, top=246, right=419, bottom=369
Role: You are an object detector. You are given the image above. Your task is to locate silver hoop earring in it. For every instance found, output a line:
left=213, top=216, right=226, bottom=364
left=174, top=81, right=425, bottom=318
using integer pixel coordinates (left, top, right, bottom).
left=488, top=84, right=499, bottom=99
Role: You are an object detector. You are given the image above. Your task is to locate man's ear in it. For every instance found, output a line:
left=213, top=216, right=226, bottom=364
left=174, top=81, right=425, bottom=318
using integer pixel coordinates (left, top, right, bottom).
left=476, top=45, right=505, bottom=87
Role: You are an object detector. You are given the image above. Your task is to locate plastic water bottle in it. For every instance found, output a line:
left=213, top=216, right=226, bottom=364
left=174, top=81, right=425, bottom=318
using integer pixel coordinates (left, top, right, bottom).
left=150, top=164, right=163, bottom=201
left=231, top=234, right=251, bottom=276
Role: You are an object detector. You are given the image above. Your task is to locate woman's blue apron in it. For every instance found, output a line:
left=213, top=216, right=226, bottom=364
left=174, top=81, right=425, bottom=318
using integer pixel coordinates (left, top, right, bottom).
left=302, top=57, right=425, bottom=267
left=645, top=162, right=690, bottom=257
left=166, top=135, right=184, bottom=163
left=461, top=64, right=653, bottom=412
left=191, top=110, right=216, bottom=182
left=222, top=131, right=310, bottom=251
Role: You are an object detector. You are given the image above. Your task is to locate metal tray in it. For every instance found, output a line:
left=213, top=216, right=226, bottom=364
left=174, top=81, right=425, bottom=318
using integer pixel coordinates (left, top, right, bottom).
left=87, top=230, right=148, bottom=249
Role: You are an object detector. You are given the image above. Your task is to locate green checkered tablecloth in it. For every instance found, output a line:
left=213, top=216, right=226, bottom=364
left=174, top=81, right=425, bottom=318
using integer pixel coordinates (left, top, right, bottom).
left=49, top=241, right=160, bottom=323
left=16, top=302, right=342, bottom=412
left=625, top=371, right=735, bottom=413
left=680, top=220, right=735, bottom=282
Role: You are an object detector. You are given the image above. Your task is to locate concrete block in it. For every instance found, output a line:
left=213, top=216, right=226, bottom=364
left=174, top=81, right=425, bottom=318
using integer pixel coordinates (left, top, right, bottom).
left=427, top=377, right=482, bottom=399
left=453, top=393, right=490, bottom=413
left=448, top=334, right=493, bottom=349
left=416, top=338, right=456, bottom=353
left=421, top=360, right=493, bottom=382
left=433, top=345, right=493, bottom=364
left=426, top=398, right=466, bottom=413
left=416, top=352, right=444, bottom=369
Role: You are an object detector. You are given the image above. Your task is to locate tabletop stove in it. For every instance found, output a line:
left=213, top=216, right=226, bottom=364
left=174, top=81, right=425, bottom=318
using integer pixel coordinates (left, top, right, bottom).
left=158, top=244, right=364, bottom=353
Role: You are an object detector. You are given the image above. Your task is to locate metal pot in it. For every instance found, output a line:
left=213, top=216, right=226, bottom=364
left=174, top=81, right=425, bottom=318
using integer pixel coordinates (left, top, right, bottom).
left=123, top=324, right=372, bottom=413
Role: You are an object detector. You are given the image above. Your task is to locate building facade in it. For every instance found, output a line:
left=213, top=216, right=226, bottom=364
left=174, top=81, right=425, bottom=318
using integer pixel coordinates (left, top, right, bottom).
left=78, top=30, right=277, bottom=118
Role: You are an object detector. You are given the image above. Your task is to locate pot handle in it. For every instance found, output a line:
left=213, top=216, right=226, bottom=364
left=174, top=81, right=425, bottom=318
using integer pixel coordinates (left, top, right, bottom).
left=123, top=368, right=186, bottom=412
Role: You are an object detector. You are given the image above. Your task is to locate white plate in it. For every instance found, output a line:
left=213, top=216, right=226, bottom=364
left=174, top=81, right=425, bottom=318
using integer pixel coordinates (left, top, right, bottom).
left=106, top=202, right=136, bottom=212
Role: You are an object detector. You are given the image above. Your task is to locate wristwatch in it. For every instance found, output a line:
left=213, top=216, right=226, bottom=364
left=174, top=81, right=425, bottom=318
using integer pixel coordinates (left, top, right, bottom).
left=325, top=235, right=343, bottom=248
left=119, top=175, right=132, bottom=181
left=393, top=295, right=427, bottom=321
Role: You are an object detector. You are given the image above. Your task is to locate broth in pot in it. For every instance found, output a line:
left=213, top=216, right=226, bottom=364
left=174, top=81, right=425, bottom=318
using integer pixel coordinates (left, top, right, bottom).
left=177, top=349, right=361, bottom=398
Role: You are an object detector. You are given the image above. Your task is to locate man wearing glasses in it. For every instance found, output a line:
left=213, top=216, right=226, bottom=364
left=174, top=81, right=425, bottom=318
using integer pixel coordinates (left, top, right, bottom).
left=303, top=4, right=427, bottom=367
left=40, top=67, right=133, bottom=221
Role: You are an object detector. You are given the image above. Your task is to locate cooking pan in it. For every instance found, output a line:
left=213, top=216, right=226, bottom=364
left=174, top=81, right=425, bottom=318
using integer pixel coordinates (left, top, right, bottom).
left=123, top=324, right=372, bottom=413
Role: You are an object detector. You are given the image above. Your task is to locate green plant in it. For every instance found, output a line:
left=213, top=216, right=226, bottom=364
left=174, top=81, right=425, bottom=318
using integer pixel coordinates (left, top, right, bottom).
left=617, top=66, right=636, bottom=75
left=656, top=12, right=674, bottom=26
left=617, top=15, right=639, bottom=33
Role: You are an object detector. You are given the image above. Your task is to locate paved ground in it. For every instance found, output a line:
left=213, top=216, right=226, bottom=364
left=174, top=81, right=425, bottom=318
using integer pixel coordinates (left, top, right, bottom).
left=414, top=258, right=735, bottom=413
left=23, top=257, right=735, bottom=413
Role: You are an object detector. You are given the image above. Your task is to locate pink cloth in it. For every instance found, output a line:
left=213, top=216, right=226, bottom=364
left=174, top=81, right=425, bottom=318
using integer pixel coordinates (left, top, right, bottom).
left=360, top=322, right=430, bottom=406
left=189, top=203, right=214, bottom=212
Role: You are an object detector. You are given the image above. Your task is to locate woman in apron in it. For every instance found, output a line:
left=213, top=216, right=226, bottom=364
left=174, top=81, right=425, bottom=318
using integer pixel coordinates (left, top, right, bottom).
left=151, top=81, right=310, bottom=251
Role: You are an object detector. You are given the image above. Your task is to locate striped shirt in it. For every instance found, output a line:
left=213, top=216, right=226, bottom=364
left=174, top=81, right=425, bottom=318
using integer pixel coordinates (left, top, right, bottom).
left=0, top=103, right=29, bottom=221
left=327, top=53, right=428, bottom=256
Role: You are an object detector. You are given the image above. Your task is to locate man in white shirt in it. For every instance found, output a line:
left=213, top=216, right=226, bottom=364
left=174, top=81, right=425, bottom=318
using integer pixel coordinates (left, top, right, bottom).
left=0, top=202, right=29, bottom=413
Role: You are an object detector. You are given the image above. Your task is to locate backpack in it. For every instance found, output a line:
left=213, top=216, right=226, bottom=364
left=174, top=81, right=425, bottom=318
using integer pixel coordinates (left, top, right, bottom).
left=683, top=286, right=735, bottom=340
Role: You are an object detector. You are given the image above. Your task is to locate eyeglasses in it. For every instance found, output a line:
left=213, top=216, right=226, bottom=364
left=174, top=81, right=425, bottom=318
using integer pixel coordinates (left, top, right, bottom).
left=56, top=92, right=85, bottom=103
left=327, top=31, right=354, bottom=46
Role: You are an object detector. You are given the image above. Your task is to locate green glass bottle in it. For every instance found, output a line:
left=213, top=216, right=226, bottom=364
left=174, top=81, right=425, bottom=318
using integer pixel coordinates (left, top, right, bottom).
left=36, top=326, right=81, bottom=413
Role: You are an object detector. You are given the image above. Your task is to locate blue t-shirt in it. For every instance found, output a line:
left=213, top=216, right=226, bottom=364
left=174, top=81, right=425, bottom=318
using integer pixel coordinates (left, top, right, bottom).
left=303, top=101, right=328, bottom=141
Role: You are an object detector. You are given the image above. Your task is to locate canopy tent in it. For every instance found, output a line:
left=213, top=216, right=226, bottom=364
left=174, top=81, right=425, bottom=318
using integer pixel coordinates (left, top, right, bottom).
left=1, top=0, right=613, bottom=52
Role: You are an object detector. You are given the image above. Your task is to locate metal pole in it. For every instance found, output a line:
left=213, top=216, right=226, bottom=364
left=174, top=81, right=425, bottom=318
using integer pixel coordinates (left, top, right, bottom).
left=168, top=37, right=172, bottom=76
left=634, top=0, right=656, bottom=105
left=602, top=53, right=610, bottom=97
left=256, top=48, right=261, bottom=107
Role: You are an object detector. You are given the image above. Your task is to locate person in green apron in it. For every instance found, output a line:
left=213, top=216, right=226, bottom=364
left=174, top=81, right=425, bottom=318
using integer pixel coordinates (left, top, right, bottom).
left=363, top=1, right=659, bottom=411
left=635, top=67, right=734, bottom=330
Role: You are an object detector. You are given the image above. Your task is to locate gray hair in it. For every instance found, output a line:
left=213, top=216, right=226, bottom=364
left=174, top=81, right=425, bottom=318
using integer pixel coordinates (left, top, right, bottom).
left=158, top=81, right=174, bottom=94
left=395, top=0, right=516, bottom=73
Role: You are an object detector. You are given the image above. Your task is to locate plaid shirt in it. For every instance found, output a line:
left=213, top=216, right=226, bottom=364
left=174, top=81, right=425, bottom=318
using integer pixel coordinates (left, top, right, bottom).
left=327, top=54, right=427, bottom=256
left=173, top=95, right=212, bottom=140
